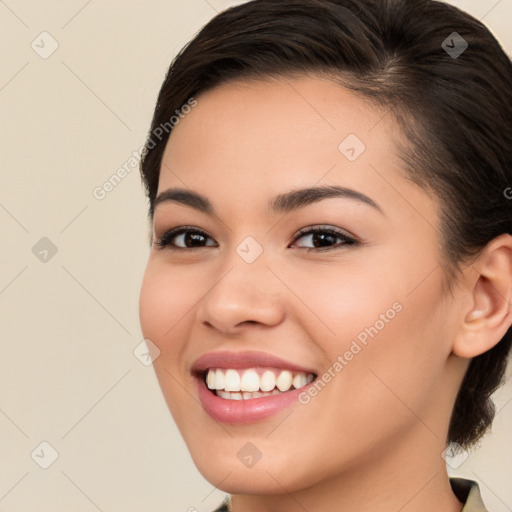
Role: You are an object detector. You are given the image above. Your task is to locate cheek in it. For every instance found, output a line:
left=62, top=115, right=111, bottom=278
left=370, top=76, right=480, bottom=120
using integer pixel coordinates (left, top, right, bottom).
left=291, top=252, right=449, bottom=417
left=138, top=262, right=200, bottom=419
left=138, top=261, right=201, bottom=380
left=289, top=260, right=400, bottom=348
left=140, top=261, right=195, bottom=341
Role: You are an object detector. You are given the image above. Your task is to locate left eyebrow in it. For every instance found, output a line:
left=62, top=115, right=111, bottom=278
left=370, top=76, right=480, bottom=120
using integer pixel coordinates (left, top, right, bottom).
left=152, top=185, right=384, bottom=218
left=268, top=185, right=384, bottom=216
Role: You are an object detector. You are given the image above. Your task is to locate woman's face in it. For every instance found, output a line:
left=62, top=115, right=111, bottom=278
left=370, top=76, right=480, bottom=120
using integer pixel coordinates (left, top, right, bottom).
left=139, top=76, right=464, bottom=494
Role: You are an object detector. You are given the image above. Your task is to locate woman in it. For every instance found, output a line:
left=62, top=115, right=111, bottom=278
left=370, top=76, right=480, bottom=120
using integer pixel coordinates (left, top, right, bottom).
left=138, top=0, right=512, bottom=510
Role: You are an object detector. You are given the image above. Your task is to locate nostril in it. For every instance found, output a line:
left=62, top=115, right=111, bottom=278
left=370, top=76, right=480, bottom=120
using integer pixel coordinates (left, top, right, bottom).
left=237, top=320, right=258, bottom=327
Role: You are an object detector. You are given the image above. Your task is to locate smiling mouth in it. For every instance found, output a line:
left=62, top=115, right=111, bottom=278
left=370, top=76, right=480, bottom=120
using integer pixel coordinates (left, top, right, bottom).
left=201, top=367, right=317, bottom=400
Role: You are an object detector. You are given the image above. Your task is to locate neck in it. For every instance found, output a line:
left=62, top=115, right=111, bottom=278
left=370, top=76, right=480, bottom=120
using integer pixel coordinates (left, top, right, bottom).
left=229, top=426, right=464, bottom=512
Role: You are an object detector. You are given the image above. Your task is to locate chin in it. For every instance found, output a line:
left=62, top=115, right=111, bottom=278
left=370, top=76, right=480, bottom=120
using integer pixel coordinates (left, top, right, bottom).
left=185, top=437, right=329, bottom=496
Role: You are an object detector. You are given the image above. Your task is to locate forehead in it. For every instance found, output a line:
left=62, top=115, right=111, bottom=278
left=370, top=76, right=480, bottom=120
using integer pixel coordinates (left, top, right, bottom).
left=165, top=75, right=398, bottom=157
left=162, top=76, right=399, bottom=180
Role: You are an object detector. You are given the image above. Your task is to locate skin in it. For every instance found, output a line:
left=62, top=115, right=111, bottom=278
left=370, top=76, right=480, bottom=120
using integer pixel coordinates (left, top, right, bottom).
left=139, top=75, right=512, bottom=512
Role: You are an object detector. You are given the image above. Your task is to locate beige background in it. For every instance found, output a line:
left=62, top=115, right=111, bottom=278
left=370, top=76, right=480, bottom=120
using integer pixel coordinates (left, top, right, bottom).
left=1, top=1, right=511, bottom=510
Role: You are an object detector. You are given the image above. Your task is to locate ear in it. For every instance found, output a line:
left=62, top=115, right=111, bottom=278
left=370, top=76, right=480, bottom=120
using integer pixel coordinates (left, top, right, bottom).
left=452, top=233, right=512, bottom=359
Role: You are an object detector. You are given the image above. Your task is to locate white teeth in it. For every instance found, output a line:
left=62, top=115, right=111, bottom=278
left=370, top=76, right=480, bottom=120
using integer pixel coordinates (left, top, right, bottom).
left=293, top=372, right=308, bottom=389
left=240, top=369, right=260, bottom=392
left=260, top=370, right=276, bottom=392
left=207, top=370, right=216, bottom=390
left=215, top=369, right=225, bottom=390
left=204, top=367, right=315, bottom=397
left=224, top=369, right=240, bottom=391
left=276, top=370, right=293, bottom=391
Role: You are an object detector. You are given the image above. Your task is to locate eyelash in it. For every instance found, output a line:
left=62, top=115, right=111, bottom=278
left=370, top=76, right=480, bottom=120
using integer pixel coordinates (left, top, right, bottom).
left=154, top=225, right=358, bottom=252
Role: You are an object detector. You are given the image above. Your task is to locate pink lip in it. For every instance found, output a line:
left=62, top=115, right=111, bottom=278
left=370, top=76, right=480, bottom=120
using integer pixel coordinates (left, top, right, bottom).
left=191, top=350, right=318, bottom=424
left=195, top=376, right=313, bottom=424
left=191, top=350, right=317, bottom=374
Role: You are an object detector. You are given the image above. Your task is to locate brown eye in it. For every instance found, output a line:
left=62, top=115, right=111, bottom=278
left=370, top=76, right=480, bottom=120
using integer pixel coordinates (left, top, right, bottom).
left=155, top=227, right=217, bottom=250
left=291, top=226, right=358, bottom=252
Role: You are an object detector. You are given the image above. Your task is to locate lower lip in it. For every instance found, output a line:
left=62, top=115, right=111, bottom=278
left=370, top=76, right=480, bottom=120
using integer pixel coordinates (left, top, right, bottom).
left=195, top=375, right=310, bottom=424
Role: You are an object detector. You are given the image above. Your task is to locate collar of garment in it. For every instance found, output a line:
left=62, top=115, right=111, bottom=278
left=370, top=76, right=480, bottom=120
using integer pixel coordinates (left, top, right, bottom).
left=211, top=477, right=489, bottom=512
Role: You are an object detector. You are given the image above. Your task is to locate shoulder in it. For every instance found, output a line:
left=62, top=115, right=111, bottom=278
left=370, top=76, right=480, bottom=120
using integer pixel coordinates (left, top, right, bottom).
left=211, top=482, right=489, bottom=512
left=450, top=477, right=490, bottom=512
left=211, top=494, right=231, bottom=512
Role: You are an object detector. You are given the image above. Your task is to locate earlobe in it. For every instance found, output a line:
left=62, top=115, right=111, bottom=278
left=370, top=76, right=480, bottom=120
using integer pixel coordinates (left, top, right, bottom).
left=453, top=234, right=512, bottom=359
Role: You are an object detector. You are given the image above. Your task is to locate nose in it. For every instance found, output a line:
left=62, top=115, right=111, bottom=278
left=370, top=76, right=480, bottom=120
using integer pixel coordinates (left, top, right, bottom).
left=197, top=252, right=286, bottom=335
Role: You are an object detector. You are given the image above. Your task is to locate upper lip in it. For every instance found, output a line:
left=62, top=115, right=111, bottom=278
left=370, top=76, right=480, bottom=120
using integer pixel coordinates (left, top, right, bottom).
left=191, top=350, right=318, bottom=376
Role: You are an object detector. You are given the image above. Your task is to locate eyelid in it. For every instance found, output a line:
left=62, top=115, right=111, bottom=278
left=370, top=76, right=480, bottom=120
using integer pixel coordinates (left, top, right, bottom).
left=292, top=224, right=358, bottom=242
